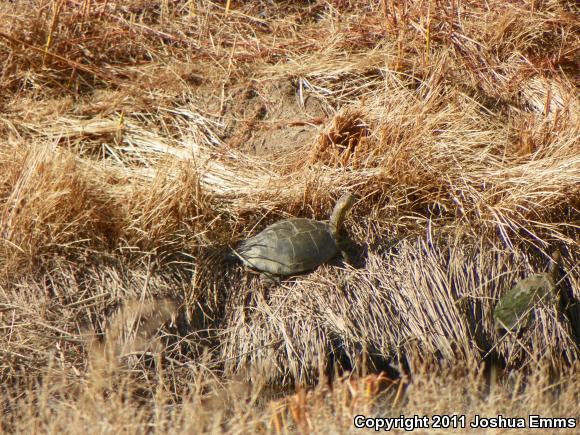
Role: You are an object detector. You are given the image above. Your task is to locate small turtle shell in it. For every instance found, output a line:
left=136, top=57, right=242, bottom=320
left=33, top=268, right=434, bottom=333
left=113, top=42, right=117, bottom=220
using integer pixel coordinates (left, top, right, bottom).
left=493, top=272, right=555, bottom=332
left=236, top=218, right=338, bottom=276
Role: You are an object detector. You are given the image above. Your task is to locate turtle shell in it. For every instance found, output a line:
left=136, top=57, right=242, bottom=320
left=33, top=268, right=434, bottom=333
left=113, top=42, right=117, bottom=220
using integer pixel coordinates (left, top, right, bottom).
left=493, top=272, right=556, bottom=332
left=235, top=218, right=339, bottom=276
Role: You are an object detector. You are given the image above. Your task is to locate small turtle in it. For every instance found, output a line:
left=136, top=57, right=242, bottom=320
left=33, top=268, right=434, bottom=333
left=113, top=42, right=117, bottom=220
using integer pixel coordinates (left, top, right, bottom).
left=232, top=192, right=357, bottom=285
left=493, top=250, right=561, bottom=333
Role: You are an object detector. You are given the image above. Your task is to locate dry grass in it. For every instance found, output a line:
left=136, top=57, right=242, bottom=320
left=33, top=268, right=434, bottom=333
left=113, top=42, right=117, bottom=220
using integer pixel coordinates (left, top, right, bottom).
left=1, top=0, right=579, bottom=433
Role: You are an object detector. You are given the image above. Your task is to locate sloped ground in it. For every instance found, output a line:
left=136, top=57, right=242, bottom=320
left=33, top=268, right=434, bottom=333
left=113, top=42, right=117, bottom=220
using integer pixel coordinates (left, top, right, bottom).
left=0, top=1, right=579, bottom=433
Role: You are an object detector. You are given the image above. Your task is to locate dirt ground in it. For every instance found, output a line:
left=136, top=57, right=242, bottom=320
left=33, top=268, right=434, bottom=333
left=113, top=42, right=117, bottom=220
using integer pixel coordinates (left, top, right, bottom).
left=212, top=78, right=326, bottom=154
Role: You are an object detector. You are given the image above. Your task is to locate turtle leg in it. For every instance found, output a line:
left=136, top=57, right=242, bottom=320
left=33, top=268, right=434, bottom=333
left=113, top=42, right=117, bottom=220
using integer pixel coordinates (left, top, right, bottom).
left=259, top=272, right=280, bottom=289
left=339, top=238, right=357, bottom=266
left=338, top=237, right=363, bottom=267
left=340, top=248, right=354, bottom=265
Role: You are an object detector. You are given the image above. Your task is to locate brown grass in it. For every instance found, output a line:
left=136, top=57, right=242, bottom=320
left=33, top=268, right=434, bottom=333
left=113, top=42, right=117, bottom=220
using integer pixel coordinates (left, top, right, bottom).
left=1, top=0, right=579, bottom=433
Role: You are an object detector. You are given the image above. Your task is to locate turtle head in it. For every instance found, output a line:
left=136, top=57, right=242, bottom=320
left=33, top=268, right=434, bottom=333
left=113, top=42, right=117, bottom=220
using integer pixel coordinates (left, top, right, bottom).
left=329, top=191, right=357, bottom=238
left=548, top=249, right=561, bottom=282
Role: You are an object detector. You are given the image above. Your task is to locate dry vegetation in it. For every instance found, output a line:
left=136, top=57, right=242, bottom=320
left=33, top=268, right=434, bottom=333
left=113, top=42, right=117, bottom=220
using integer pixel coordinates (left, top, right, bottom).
left=1, top=0, right=579, bottom=433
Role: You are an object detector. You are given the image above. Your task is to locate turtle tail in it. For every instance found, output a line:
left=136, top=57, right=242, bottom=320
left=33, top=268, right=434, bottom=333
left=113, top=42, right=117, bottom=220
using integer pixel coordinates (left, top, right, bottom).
left=227, top=244, right=246, bottom=263
left=226, top=248, right=238, bottom=262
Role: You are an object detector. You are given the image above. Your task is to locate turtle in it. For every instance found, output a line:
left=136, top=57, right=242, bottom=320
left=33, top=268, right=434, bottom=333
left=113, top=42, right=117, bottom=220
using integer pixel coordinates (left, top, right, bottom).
left=493, top=250, right=561, bottom=333
left=231, top=192, right=357, bottom=285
